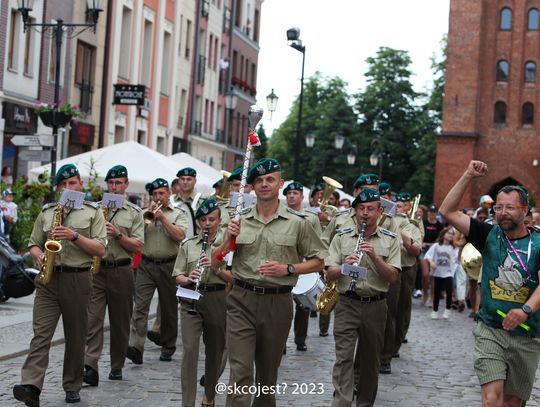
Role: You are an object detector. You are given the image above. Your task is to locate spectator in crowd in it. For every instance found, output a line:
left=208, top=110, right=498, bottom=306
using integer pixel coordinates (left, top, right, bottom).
left=339, top=198, right=351, bottom=209
left=2, top=166, right=13, bottom=187
left=0, top=189, right=17, bottom=242
left=420, top=204, right=445, bottom=305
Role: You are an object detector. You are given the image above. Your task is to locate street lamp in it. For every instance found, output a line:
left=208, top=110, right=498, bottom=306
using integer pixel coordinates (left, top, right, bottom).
left=305, top=132, right=315, bottom=149
left=334, top=133, right=345, bottom=150
left=224, top=87, right=238, bottom=145
left=266, top=89, right=278, bottom=120
left=370, top=138, right=383, bottom=178
left=287, top=27, right=306, bottom=180
left=17, top=0, right=103, bottom=201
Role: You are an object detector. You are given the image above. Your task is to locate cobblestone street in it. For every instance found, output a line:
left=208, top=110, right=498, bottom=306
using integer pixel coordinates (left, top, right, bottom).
left=1, top=295, right=540, bottom=406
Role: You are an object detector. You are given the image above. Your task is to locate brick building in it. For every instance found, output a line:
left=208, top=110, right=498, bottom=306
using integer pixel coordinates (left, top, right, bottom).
left=435, top=0, right=540, bottom=208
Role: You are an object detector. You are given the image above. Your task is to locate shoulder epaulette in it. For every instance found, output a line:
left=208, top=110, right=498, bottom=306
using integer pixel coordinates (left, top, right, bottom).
left=84, top=201, right=99, bottom=209
left=126, top=201, right=142, bottom=212
left=337, top=226, right=354, bottom=235
left=287, top=207, right=307, bottom=218
left=335, top=208, right=352, bottom=217
left=41, top=202, right=57, bottom=211
left=181, top=236, right=197, bottom=246
left=379, top=227, right=398, bottom=238
left=396, top=213, right=407, bottom=218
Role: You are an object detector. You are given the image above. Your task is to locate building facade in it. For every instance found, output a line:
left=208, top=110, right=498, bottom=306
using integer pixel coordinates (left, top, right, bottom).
left=435, top=0, right=540, bottom=207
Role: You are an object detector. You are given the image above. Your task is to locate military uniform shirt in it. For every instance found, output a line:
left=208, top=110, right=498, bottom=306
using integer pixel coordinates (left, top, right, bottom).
left=233, top=202, right=327, bottom=286
left=172, top=229, right=225, bottom=285
left=172, top=191, right=202, bottom=209
left=302, top=209, right=323, bottom=235
left=102, top=200, right=144, bottom=261
left=29, top=203, right=107, bottom=268
left=326, top=219, right=401, bottom=295
left=398, top=214, right=423, bottom=267
left=322, top=208, right=354, bottom=247
left=142, top=204, right=188, bottom=258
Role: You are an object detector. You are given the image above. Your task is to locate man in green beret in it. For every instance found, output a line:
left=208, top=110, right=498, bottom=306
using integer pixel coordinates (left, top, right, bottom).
left=379, top=182, right=392, bottom=198
left=173, top=197, right=233, bottom=407
left=83, top=165, right=145, bottom=386
left=171, top=167, right=202, bottom=238
left=127, top=178, right=187, bottom=365
left=213, top=158, right=327, bottom=406
left=13, top=164, right=107, bottom=406
left=325, top=187, right=401, bottom=406
left=283, top=181, right=322, bottom=351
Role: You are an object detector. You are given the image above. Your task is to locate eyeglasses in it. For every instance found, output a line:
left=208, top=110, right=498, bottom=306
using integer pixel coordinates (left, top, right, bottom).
left=492, top=204, right=526, bottom=212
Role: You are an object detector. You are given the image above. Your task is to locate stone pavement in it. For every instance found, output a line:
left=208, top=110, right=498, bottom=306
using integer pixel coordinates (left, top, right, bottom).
left=2, top=295, right=540, bottom=406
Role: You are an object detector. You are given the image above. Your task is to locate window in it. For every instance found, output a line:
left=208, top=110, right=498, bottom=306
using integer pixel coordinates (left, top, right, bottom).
left=118, top=7, right=132, bottom=79
left=525, top=61, right=536, bottom=82
left=500, top=7, right=512, bottom=30
left=23, top=17, right=35, bottom=76
left=185, top=20, right=192, bottom=59
left=208, top=33, right=214, bottom=68
left=161, top=31, right=172, bottom=95
left=522, top=103, right=534, bottom=125
left=141, top=19, right=153, bottom=86
left=48, top=30, right=65, bottom=85
left=8, top=10, right=20, bottom=71
left=75, top=41, right=96, bottom=113
left=494, top=101, right=507, bottom=124
left=235, top=0, right=242, bottom=28
left=528, top=8, right=539, bottom=30
left=497, top=60, right=509, bottom=81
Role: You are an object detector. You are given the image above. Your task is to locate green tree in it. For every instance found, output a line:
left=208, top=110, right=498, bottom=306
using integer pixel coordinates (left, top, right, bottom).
left=254, top=124, right=268, bottom=161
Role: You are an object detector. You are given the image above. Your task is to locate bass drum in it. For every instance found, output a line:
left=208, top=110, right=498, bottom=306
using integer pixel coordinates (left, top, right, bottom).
left=292, top=273, right=325, bottom=311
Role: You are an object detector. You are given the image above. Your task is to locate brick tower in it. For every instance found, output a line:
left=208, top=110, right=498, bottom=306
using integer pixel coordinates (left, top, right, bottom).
left=435, top=0, right=540, bottom=208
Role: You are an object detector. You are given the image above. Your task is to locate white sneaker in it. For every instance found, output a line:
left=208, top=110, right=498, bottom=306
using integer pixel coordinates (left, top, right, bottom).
left=413, top=289, right=422, bottom=298
left=431, top=311, right=438, bottom=319
left=443, top=309, right=450, bottom=319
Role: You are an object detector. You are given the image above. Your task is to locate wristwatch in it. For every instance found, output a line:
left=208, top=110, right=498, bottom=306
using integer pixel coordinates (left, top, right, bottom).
left=286, top=264, right=295, bottom=276
left=114, top=232, right=123, bottom=241
left=71, top=232, right=79, bottom=242
left=522, top=304, right=533, bottom=318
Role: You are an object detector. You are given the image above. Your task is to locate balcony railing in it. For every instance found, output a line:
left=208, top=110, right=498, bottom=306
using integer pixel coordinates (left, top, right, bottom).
left=190, top=120, right=202, bottom=135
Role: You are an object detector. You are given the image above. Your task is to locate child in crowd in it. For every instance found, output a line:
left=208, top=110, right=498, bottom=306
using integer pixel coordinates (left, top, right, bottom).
left=425, top=226, right=460, bottom=319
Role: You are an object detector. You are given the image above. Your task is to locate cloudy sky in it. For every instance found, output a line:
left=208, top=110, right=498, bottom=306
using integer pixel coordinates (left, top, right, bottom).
left=255, top=0, right=451, bottom=134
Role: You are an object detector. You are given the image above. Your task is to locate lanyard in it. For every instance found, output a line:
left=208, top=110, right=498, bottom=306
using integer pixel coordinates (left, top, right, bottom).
left=504, top=232, right=532, bottom=280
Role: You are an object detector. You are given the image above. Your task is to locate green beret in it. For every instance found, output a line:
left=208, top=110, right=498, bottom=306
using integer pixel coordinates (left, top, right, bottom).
left=147, top=178, right=169, bottom=194
left=246, top=158, right=281, bottom=184
left=177, top=167, right=197, bottom=177
left=105, top=165, right=128, bottom=181
left=353, top=173, right=380, bottom=189
left=228, top=167, right=243, bottom=182
left=310, top=181, right=325, bottom=197
left=195, top=198, right=220, bottom=219
left=212, top=178, right=223, bottom=189
left=396, top=192, right=412, bottom=202
left=283, top=181, right=304, bottom=196
left=379, top=182, right=391, bottom=195
left=53, top=164, right=79, bottom=186
left=352, top=188, right=381, bottom=207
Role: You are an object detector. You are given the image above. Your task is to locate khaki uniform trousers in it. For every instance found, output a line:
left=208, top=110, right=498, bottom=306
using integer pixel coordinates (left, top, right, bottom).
left=379, top=277, right=402, bottom=364
left=332, top=295, right=387, bottom=407
left=21, top=271, right=92, bottom=392
left=85, top=264, right=134, bottom=371
left=180, top=290, right=227, bottom=407
left=226, top=285, right=293, bottom=407
left=129, top=259, right=178, bottom=355
left=393, top=265, right=416, bottom=354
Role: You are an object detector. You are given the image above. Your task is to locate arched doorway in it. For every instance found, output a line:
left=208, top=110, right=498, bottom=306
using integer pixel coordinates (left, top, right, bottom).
left=488, top=177, right=522, bottom=200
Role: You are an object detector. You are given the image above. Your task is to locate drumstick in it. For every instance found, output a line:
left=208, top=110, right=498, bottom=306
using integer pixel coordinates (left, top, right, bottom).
left=496, top=309, right=530, bottom=331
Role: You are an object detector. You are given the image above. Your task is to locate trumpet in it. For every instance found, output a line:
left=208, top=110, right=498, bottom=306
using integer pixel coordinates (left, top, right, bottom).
left=188, top=229, right=210, bottom=315
left=346, top=220, right=367, bottom=293
left=319, top=176, right=343, bottom=215
left=143, top=202, right=163, bottom=225
left=408, top=194, right=422, bottom=225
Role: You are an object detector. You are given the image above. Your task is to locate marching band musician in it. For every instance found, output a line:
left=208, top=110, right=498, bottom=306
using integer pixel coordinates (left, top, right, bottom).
left=283, top=181, right=322, bottom=351
left=127, top=178, right=187, bottom=365
left=212, top=158, right=327, bottom=407
left=325, top=188, right=401, bottom=407
left=83, top=165, right=144, bottom=386
left=13, top=164, right=107, bottom=406
left=173, top=198, right=233, bottom=407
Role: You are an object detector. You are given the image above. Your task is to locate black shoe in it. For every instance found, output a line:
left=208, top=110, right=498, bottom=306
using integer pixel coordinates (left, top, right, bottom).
left=108, top=369, right=122, bottom=380
left=296, top=344, right=307, bottom=351
left=309, top=311, right=317, bottom=318
left=199, top=374, right=205, bottom=387
left=379, top=362, right=391, bottom=374
left=83, top=365, right=99, bottom=387
left=469, top=311, right=477, bottom=319
left=283, top=347, right=286, bottom=355
left=392, top=352, right=400, bottom=358
left=147, top=330, right=161, bottom=346
left=159, top=352, right=172, bottom=362
left=319, top=331, right=329, bottom=337
left=126, top=346, right=143, bottom=365
left=402, top=338, right=408, bottom=344
left=13, top=384, right=40, bottom=407
left=65, top=391, right=81, bottom=403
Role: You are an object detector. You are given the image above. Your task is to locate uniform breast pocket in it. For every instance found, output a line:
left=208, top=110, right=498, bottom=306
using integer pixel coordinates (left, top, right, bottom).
left=115, top=218, right=132, bottom=234
left=70, top=218, right=92, bottom=236
left=270, top=234, right=296, bottom=262
left=377, top=247, right=390, bottom=261
left=236, top=233, right=257, bottom=257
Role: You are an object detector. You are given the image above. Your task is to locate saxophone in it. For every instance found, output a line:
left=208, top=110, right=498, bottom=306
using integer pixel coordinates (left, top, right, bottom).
left=90, top=206, right=110, bottom=274
left=37, top=204, right=64, bottom=285
left=315, top=280, right=340, bottom=315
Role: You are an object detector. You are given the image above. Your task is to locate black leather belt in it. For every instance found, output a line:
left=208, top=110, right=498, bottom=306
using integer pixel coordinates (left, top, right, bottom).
left=142, top=255, right=176, bottom=264
left=53, top=265, right=90, bottom=273
left=102, top=259, right=132, bottom=268
left=344, top=292, right=387, bottom=302
left=235, top=279, right=293, bottom=295
left=188, top=283, right=226, bottom=292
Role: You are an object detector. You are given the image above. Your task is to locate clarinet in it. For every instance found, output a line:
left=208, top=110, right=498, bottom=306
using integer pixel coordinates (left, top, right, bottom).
left=188, top=229, right=210, bottom=315
left=346, top=221, right=367, bottom=293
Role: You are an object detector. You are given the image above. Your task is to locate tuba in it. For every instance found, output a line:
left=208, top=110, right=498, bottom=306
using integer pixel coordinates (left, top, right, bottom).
left=319, top=176, right=343, bottom=216
left=214, top=170, right=232, bottom=202
left=37, top=204, right=64, bottom=285
left=408, top=194, right=422, bottom=226
left=90, top=206, right=110, bottom=274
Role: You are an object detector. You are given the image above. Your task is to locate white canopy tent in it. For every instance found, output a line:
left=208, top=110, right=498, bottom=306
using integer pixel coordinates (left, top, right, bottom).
left=169, top=152, right=222, bottom=187
left=28, top=141, right=219, bottom=195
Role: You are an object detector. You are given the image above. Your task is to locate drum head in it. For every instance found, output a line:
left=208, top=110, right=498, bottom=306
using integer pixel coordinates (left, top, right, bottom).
left=292, top=273, right=318, bottom=295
